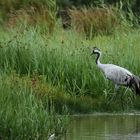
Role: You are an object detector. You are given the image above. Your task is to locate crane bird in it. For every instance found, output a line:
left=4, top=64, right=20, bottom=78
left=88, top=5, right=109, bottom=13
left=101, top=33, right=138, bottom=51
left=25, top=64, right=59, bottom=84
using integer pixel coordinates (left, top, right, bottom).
left=91, top=47, right=140, bottom=96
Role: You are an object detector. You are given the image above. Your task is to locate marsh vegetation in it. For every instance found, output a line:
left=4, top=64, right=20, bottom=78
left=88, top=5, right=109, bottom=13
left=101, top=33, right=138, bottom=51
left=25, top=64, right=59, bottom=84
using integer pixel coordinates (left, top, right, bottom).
left=1, top=0, right=140, bottom=139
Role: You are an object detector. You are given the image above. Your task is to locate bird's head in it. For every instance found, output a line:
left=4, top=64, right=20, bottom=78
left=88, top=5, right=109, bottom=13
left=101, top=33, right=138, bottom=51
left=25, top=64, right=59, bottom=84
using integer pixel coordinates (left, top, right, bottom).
left=91, top=47, right=101, bottom=55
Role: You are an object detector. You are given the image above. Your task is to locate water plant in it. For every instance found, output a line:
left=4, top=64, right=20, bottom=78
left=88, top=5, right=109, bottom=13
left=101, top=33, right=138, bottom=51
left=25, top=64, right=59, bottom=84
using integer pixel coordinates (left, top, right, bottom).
left=0, top=23, right=140, bottom=112
left=0, top=72, right=69, bottom=139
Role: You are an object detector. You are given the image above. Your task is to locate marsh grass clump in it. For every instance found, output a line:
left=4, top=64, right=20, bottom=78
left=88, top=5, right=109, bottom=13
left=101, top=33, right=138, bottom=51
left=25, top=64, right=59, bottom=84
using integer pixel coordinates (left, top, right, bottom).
left=1, top=1, right=140, bottom=139
left=0, top=72, right=69, bottom=139
left=1, top=0, right=57, bottom=33
left=69, top=6, right=120, bottom=37
left=6, top=7, right=56, bottom=33
left=0, top=21, right=140, bottom=113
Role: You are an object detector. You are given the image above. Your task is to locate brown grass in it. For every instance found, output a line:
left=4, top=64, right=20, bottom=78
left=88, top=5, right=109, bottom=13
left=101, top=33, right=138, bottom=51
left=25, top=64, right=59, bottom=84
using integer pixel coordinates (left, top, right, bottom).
left=69, top=6, right=120, bottom=37
left=5, top=5, right=56, bottom=33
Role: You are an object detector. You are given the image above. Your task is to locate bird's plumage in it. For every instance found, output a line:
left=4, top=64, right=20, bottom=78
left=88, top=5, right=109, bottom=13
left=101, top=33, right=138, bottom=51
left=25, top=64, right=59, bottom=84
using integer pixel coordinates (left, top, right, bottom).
left=99, top=63, right=132, bottom=86
left=92, top=47, right=140, bottom=95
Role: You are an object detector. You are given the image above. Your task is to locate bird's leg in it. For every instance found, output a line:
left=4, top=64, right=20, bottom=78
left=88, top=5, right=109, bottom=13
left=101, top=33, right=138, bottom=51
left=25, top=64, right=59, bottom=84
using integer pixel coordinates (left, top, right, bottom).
left=114, top=84, right=120, bottom=93
left=111, top=84, right=120, bottom=98
left=120, top=86, right=130, bottom=111
left=124, top=87, right=129, bottom=95
left=111, top=84, right=120, bottom=100
left=124, top=87, right=135, bottom=106
left=107, top=84, right=120, bottom=104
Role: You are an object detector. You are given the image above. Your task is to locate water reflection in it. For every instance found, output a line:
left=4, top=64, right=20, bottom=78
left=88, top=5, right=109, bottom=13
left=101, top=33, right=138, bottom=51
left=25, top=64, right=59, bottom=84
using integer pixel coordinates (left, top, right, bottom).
left=63, top=114, right=140, bottom=140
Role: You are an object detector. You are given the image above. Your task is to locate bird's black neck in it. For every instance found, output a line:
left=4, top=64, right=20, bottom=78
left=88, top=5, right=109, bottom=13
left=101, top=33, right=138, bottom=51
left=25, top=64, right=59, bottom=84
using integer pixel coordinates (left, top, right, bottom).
left=95, top=52, right=100, bottom=64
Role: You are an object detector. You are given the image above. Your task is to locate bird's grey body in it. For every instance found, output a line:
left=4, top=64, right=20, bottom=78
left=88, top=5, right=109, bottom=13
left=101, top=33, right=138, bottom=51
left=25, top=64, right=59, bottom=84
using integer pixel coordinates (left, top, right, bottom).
left=92, top=47, right=140, bottom=95
left=98, top=63, right=132, bottom=86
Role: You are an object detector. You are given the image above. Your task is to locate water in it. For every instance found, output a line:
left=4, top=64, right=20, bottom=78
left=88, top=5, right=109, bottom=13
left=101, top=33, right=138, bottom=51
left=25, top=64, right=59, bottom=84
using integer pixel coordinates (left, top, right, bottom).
left=63, top=114, right=140, bottom=140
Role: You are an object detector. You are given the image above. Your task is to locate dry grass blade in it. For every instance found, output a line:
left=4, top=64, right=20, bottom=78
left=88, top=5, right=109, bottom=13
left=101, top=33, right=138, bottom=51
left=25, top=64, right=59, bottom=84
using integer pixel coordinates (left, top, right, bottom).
left=69, top=6, right=120, bottom=37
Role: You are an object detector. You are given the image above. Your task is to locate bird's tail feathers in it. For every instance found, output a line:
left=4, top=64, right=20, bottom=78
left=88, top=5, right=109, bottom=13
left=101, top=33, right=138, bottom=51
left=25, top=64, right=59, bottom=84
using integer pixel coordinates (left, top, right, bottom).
left=130, top=75, right=140, bottom=96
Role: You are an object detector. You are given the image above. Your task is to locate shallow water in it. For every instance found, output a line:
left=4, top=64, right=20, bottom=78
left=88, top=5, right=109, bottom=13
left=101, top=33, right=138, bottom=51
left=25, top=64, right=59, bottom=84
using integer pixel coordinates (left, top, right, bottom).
left=63, top=114, right=140, bottom=140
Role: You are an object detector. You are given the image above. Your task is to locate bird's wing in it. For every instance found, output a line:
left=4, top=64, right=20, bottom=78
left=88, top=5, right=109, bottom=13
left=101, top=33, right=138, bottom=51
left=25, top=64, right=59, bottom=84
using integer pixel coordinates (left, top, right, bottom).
left=104, top=64, right=132, bottom=85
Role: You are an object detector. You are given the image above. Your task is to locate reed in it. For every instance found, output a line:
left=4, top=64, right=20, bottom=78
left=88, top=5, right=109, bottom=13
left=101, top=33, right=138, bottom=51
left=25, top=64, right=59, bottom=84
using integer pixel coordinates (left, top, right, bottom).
left=0, top=0, right=57, bottom=33
left=69, top=6, right=120, bottom=37
left=0, top=72, right=69, bottom=139
left=0, top=3, right=140, bottom=139
left=0, top=24, right=140, bottom=112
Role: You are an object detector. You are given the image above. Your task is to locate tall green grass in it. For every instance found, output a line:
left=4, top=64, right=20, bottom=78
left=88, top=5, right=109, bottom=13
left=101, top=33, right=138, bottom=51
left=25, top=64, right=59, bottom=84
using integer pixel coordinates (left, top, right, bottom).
left=0, top=24, right=140, bottom=112
left=1, top=3, right=140, bottom=139
left=0, top=72, right=69, bottom=139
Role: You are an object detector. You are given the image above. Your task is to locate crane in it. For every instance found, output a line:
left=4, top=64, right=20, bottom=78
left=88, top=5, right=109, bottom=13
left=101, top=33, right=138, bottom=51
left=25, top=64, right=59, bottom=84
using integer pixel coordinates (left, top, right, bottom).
left=91, top=47, right=140, bottom=96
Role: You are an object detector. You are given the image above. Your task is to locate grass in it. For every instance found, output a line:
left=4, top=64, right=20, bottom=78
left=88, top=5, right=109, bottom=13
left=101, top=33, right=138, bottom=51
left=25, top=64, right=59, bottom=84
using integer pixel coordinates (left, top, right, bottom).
left=0, top=72, right=69, bottom=139
left=69, top=6, right=119, bottom=37
left=0, top=23, right=140, bottom=112
left=1, top=4, right=140, bottom=139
